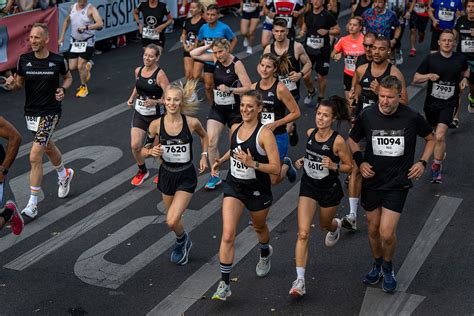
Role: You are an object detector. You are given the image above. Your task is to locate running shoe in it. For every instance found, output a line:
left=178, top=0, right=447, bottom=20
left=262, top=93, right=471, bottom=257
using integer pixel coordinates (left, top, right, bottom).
left=246, top=46, right=253, bottom=54
left=76, top=85, right=88, bottom=98
left=21, top=203, right=38, bottom=219
left=6, top=201, right=24, bottom=235
left=395, top=50, right=403, bottom=65
left=382, top=268, right=397, bottom=293
left=170, top=233, right=192, bottom=265
left=342, top=213, right=357, bottom=231
left=153, top=175, right=159, bottom=184
left=325, top=218, right=341, bottom=247
left=283, top=157, right=297, bottom=183
left=431, top=162, right=441, bottom=184
left=289, top=278, right=306, bottom=297
left=449, top=118, right=459, bottom=129
left=256, top=245, right=273, bottom=277
left=303, top=89, right=316, bottom=106
left=205, top=176, right=222, bottom=190
left=212, top=281, right=232, bottom=301
left=58, top=168, right=74, bottom=198
left=243, top=37, right=248, bottom=47
left=409, top=48, right=416, bottom=57
left=131, top=169, right=149, bottom=186
left=468, top=95, right=474, bottom=113
left=363, top=264, right=382, bottom=285
left=289, top=123, right=298, bottom=147
left=85, top=60, right=94, bottom=83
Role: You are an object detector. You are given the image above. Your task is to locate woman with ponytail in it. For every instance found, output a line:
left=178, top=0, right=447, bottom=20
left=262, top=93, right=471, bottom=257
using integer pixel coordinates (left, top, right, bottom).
left=289, top=95, right=352, bottom=298
left=141, top=80, right=209, bottom=266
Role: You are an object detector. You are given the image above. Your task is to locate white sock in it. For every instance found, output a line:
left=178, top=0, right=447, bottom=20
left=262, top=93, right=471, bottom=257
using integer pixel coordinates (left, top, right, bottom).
left=349, top=197, right=359, bottom=216
left=54, top=163, right=67, bottom=179
left=28, top=186, right=41, bottom=205
left=296, top=267, right=305, bottom=280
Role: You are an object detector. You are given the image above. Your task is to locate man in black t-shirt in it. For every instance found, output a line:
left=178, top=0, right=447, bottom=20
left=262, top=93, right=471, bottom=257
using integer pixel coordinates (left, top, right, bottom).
left=5, top=23, right=74, bottom=219
left=133, top=0, right=174, bottom=50
left=413, top=29, right=468, bottom=183
left=349, top=76, right=435, bottom=294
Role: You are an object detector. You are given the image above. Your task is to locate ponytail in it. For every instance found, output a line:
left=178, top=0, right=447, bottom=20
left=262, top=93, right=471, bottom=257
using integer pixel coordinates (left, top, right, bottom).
left=318, top=95, right=351, bottom=126
left=276, top=52, right=292, bottom=75
left=165, top=79, right=200, bottom=116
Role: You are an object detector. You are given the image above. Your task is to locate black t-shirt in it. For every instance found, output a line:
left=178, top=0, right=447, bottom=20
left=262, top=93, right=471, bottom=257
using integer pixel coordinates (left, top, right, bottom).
left=17, top=52, right=69, bottom=116
left=183, top=17, right=206, bottom=47
left=455, top=16, right=474, bottom=61
left=416, top=52, right=468, bottom=107
left=350, top=104, right=432, bottom=190
left=137, top=1, right=170, bottom=39
left=303, top=9, right=337, bottom=56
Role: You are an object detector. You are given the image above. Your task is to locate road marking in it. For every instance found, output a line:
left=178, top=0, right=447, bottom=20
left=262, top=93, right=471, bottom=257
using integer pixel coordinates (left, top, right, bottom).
left=359, top=196, right=463, bottom=315
left=147, top=182, right=300, bottom=315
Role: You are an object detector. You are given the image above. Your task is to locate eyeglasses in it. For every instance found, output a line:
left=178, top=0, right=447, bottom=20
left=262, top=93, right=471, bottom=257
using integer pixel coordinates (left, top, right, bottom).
left=363, top=44, right=373, bottom=48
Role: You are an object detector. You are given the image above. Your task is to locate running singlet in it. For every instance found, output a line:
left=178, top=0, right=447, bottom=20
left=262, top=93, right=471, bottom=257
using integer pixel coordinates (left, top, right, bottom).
left=431, top=0, right=463, bottom=30
left=159, top=114, right=193, bottom=166
left=350, top=104, right=432, bottom=190
left=242, top=0, right=260, bottom=13
left=412, top=0, right=429, bottom=17
left=455, top=16, right=474, bottom=61
left=270, top=40, right=301, bottom=98
left=359, top=62, right=392, bottom=109
left=333, top=33, right=365, bottom=76
left=17, top=52, right=69, bottom=116
left=69, top=3, right=95, bottom=49
left=183, top=17, right=206, bottom=47
left=303, top=9, right=337, bottom=56
left=134, top=66, right=164, bottom=116
left=213, top=56, right=240, bottom=107
left=197, top=21, right=235, bottom=64
left=303, top=129, right=340, bottom=183
left=256, top=79, right=287, bottom=134
left=137, top=1, right=170, bottom=40
left=229, top=122, right=270, bottom=186
left=265, top=0, right=304, bottom=27
left=361, top=8, right=400, bottom=38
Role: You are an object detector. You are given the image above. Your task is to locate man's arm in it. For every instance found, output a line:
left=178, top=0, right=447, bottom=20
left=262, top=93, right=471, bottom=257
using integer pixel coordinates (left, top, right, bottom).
left=0, top=117, right=22, bottom=183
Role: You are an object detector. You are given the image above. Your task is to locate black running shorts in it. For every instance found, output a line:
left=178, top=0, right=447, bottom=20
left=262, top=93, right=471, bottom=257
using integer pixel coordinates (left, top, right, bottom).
left=361, top=188, right=409, bottom=214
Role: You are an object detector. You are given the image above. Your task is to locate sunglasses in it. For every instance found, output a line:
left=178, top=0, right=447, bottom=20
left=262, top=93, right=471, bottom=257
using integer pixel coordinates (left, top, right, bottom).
left=363, top=44, right=373, bottom=48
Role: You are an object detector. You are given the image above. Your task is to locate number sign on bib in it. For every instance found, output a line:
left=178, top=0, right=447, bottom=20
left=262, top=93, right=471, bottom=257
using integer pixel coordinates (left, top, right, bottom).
left=461, top=39, right=474, bottom=53
left=143, top=27, right=160, bottom=40
left=162, top=143, right=191, bottom=163
left=431, top=82, right=455, bottom=100
left=243, top=2, right=257, bottom=12
left=304, top=155, right=329, bottom=180
left=135, top=98, right=157, bottom=116
left=70, top=41, right=87, bottom=53
left=25, top=116, right=40, bottom=132
left=345, top=56, right=357, bottom=72
left=261, top=111, right=275, bottom=125
left=371, top=130, right=405, bottom=157
left=230, top=156, right=256, bottom=180
left=306, top=37, right=324, bottom=50
left=213, top=89, right=235, bottom=105
left=414, top=3, right=426, bottom=14
left=438, top=8, right=454, bottom=21
left=278, top=75, right=297, bottom=91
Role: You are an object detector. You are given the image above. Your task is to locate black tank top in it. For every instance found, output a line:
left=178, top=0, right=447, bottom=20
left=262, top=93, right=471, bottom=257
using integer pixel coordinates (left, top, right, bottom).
left=213, top=56, right=241, bottom=107
left=256, top=79, right=287, bottom=135
left=303, top=129, right=340, bottom=185
left=135, top=66, right=165, bottom=116
left=159, top=114, right=193, bottom=167
left=0, top=144, right=5, bottom=164
left=184, top=17, right=206, bottom=47
left=353, top=0, right=372, bottom=17
left=228, top=123, right=270, bottom=187
left=270, top=40, right=301, bottom=98
left=360, top=62, right=392, bottom=109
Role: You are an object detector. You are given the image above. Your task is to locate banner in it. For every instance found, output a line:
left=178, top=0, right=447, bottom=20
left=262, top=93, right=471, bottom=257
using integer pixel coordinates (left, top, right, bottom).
left=0, top=7, right=59, bottom=72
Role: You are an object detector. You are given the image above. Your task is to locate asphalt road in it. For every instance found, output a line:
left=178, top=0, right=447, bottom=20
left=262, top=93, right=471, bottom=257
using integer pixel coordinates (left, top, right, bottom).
left=1, top=5, right=473, bottom=315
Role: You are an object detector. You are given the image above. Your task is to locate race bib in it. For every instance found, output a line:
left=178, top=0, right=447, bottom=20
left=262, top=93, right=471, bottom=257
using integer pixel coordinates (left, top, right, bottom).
left=135, top=98, right=157, bottom=116
left=230, top=156, right=256, bottom=180
left=461, top=39, right=474, bottom=53
left=304, top=157, right=329, bottom=180
left=371, top=130, right=405, bottom=157
left=261, top=111, right=275, bottom=125
left=276, top=15, right=293, bottom=28
left=306, top=36, right=324, bottom=50
left=70, top=41, right=87, bottom=53
left=278, top=75, right=297, bottom=91
left=431, top=82, right=455, bottom=100
left=25, top=116, right=40, bottom=132
left=414, top=2, right=426, bottom=14
left=438, top=8, right=454, bottom=21
left=344, top=56, right=357, bottom=72
left=243, top=2, right=257, bottom=12
left=213, top=89, right=235, bottom=105
left=143, top=27, right=160, bottom=40
left=162, top=143, right=191, bottom=163
left=204, top=38, right=214, bottom=46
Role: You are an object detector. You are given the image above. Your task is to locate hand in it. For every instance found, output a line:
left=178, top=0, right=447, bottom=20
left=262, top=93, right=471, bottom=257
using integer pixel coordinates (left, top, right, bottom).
left=217, top=84, right=231, bottom=93
left=199, top=156, right=208, bottom=174
left=144, top=99, right=157, bottom=107
left=407, top=161, right=425, bottom=180
left=127, top=98, right=134, bottom=107
left=58, top=37, right=64, bottom=46
left=4, top=75, right=16, bottom=90
left=138, top=24, right=143, bottom=34
left=321, top=156, right=333, bottom=169
left=461, top=77, right=468, bottom=90
left=390, top=39, right=397, bottom=48
left=293, top=11, right=300, bottom=18
left=333, top=52, right=342, bottom=62
left=428, top=73, right=440, bottom=81
left=55, top=87, right=65, bottom=101
left=317, top=29, right=329, bottom=36
left=211, top=158, right=222, bottom=177
left=369, top=79, right=379, bottom=94
left=348, top=88, right=356, bottom=100
left=288, top=71, right=300, bottom=82
left=264, top=122, right=278, bottom=131
left=150, top=144, right=163, bottom=157
left=432, top=19, right=439, bottom=28
left=404, top=11, right=411, bottom=19
left=359, top=162, right=375, bottom=179
left=156, top=25, right=166, bottom=33
left=77, top=26, right=86, bottom=34
left=235, top=148, right=254, bottom=167
left=295, top=157, right=304, bottom=169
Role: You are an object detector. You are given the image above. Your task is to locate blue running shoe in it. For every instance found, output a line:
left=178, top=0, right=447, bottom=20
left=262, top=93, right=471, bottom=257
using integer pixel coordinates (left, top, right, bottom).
left=363, top=264, right=382, bottom=285
left=431, top=162, right=441, bottom=183
left=382, top=268, right=397, bottom=293
left=284, top=157, right=297, bottom=183
left=170, top=233, right=193, bottom=265
left=205, top=176, right=222, bottom=190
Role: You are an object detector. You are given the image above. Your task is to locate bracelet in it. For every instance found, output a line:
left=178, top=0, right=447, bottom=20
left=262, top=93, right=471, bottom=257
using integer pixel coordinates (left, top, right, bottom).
left=201, top=152, right=208, bottom=157
left=352, top=151, right=364, bottom=167
left=335, top=162, right=340, bottom=172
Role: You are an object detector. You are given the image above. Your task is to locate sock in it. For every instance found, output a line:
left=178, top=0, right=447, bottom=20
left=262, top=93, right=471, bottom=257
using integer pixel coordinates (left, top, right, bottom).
left=54, top=162, right=67, bottom=179
left=220, top=262, right=232, bottom=285
left=260, top=242, right=270, bottom=258
left=296, top=267, right=305, bottom=280
left=374, top=257, right=383, bottom=267
left=138, top=163, right=147, bottom=173
left=0, top=208, right=13, bottom=222
left=176, top=232, right=186, bottom=244
left=28, top=186, right=41, bottom=205
left=349, top=197, right=359, bottom=216
left=382, top=260, right=393, bottom=272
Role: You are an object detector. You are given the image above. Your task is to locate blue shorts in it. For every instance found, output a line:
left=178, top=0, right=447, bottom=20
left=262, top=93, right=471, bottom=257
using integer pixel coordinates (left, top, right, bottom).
left=275, top=132, right=289, bottom=161
left=263, top=22, right=273, bottom=31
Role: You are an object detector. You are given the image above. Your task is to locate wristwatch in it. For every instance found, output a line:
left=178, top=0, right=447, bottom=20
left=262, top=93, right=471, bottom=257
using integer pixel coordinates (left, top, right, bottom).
left=254, top=161, right=260, bottom=169
left=0, top=166, right=8, bottom=175
left=418, top=159, right=427, bottom=167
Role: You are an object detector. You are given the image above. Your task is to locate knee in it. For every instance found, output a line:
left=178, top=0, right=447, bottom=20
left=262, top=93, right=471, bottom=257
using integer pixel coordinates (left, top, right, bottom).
left=29, top=150, right=43, bottom=165
left=367, top=224, right=380, bottom=239
left=204, top=81, right=213, bottom=90
left=221, top=230, right=236, bottom=245
left=208, top=135, right=218, bottom=149
left=379, top=228, right=395, bottom=244
left=297, top=230, right=310, bottom=242
left=166, top=217, right=180, bottom=231
left=253, top=223, right=267, bottom=235
left=435, top=132, right=445, bottom=143
left=130, top=141, right=142, bottom=153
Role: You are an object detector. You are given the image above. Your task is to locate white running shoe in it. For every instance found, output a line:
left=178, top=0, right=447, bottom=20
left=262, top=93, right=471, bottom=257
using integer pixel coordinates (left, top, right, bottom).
left=58, top=168, right=74, bottom=198
left=21, top=203, right=38, bottom=219
left=289, top=278, right=306, bottom=297
left=342, top=213, right=357, bottom=231
left=256, top=245, right=273, bottom=277
left=246, top=46, right=253, bottom=54
left=243, top=37, right=248, bottom=47
left=325, top=218, right=342, bottom=247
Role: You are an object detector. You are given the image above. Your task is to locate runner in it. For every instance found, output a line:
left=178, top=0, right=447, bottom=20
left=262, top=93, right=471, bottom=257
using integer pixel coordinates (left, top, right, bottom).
left=455, top=0, right=474, bottom=114
left=210, top=90, right=280, bottom=301
left=58, top=0, right=103, bottom=98
left=141, top=81, right=209, bottom=265
left=197, top=4, right=237, bottom=104
left=261, top=0, right=305, bottom=48
left=428, top=0, right=463, bottom=53
left=0, top=116, right=23, bottom=235
left=405, top=0, right=430, bottom=57
left=349, top=75, right=435, bottom=293
left=301, top=0, right=340, bottom=106
left=352, top=0, right=372, bottom=17
left=386, top=0, right=408, bottom=64
left=323, top=0, right=340, bottom=18
left=181, top=0, right=206, bottom=80
left=134, top=0, right=174, bottom=51
left=5, top=23, right=74, bottom=219
left=127, top=44, right=170, bottom=186
left=240, top=0, right=263, bottom=54
left=331, top=16, right=365, bottom=100
left=413, top=29, right=468, bottom=183
left=253, top=53, right=301, bottom=184
left=289, top=96, right=352, bottom=297
left=191, top=38, right=252, bottom=190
